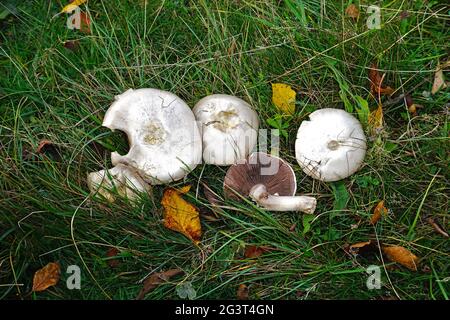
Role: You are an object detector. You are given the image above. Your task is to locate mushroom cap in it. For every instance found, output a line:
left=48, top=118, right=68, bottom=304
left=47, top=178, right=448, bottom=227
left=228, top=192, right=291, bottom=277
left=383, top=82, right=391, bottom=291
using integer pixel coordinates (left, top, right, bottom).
left=103, top=88, right=202, bottom=184
left=193, top=94, right=259, bottom=165
left=223, top=152, right=296, bottom=200
left=295, top=108, right=367, bottom=182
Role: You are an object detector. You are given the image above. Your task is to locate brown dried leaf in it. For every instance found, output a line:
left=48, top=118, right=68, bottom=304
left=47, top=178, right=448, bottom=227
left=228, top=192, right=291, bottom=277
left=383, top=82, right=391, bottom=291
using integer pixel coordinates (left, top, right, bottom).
left=369, top=63, right=394, bottom=96
left=63, top=40, right=79, bottom=51
left=244, top=245, right=270, bottom=259
left=345, top=4, right=360, bottom=19
left=106, top=247, right=120, bottom=268
left=136, top=269, right=183, bottom=300
left=348, top=241, right=378, bottom=256
left=370, top=200, right=388, bottom=224
left=382, top=246, right=419, bottom=271
left=162, top=185, right=202, bottom=244
left=237, top=284, right=249, bottom=300
left=32, top=262, right=61, bottom=292
left=79, top=12, right=91, bottom=34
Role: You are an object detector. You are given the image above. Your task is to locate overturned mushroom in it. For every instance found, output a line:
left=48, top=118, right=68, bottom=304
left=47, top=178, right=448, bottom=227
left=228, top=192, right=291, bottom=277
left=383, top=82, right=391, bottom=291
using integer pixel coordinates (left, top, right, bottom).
left=295, top=108, right=367, bottom=182
left=224, top=152, right=316, bottom=213
left=193, top=94, right=259, bottom=165
left=88, top=88, right=202, bottom=201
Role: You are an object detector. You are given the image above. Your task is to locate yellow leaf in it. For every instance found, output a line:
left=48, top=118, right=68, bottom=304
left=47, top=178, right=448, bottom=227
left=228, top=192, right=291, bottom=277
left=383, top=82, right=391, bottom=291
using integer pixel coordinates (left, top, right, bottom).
left=368, top=104, right=383, bottom=134
left=161, top=185, right=201, bottom=244
left=272, top=83, right=296, bottom=114
left=382, top=246, right=419, bottom=271
left=61, top=0, right=87, bottom=14
left=370, top=200, right=388, bottom=224
left=431, top=63, right=447, bottom=95
left=32, top=262, right=61, bottom=292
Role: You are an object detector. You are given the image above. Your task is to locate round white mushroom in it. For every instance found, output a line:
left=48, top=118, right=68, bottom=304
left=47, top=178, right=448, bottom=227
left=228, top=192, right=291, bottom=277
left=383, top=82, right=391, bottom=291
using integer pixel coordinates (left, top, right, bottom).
left=295, top=108, right=367, bottom=182
left=193, top=94, right=259, bottom=165
left=102, top=88, right=202, bottom=185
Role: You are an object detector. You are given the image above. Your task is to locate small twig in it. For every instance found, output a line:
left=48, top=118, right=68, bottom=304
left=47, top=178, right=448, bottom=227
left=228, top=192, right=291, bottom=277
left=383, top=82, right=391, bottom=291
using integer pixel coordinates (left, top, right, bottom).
left=427, top=218, right=449, bottom=238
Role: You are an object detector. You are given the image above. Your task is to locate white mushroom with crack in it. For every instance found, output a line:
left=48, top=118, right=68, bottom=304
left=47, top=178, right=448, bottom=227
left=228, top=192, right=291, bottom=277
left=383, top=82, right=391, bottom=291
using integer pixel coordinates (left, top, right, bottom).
left=193, top=94, right=259, bottom=165
left=224, top=152, right=316, bottom=214
left=295, top=108, right=367, bottom=182
left=88, top=88, right=202, bottom=201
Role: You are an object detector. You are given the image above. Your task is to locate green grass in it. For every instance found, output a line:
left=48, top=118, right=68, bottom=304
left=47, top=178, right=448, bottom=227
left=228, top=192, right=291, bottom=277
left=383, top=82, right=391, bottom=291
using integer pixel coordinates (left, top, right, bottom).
left=0, top=0, right=449, bottom=300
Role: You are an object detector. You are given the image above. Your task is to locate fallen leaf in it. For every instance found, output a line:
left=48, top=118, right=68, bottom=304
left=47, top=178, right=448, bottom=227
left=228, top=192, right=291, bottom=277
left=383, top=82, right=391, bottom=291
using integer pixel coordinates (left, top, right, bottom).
left=236, top=284, right=249, bottom=300
left=63, top=40, right=80, bottom=51
left=369, top=63, right=394, bottom=97
left=79, top=12, right=91, bottom=34
left=272, top=83, right=296, bottom=114
left=162, top=185, right=202, bottom=244
left=345, top=4, right=360, bottom=19
left=382, top=245, right=419, bottom=271
left=61, top=0, right=87, bottom=14
left=370, top=200, right=388, bottom=224
left=431, top=63, right=447, bottom=95
left=35, top=140, right=61, bottom=159
left=427, top=217, right=449, bottom=238
left=36, top=140, right=54, bottom=154
left=348, top=241, right=377, bottom=256
left=244, top=245, right=270, bottom=259
left=32, top=262, right=61, bottom=292
left=106, top=247, right=120, bottom=268
left=136, top=269, right=183, bottom=300
left=368, top=104, right=384, bottom=134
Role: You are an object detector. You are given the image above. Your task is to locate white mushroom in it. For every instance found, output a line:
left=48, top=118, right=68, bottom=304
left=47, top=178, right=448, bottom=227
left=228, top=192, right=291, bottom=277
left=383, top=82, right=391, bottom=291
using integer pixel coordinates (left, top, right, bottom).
left=87, top=164, right=150, bottom=202
left=295, top=108, right=367, bottom=182
left=193, top=94, right=259, bottom=165
left=88, top=88, right=202, bottom=201
left=224, top=153, right=316, bottom=214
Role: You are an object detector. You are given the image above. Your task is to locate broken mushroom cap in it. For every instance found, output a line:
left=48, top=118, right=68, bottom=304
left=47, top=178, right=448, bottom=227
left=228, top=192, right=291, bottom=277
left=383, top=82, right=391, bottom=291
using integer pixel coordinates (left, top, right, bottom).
left=224, top=152, right=316, bottom=213
left=103, top=88, right=202, bottom=185
left=87, top=164, right=150, bottom=202
left=295, top=108, right=367, bottom=182
left=193, top=94, right=259, bottom=165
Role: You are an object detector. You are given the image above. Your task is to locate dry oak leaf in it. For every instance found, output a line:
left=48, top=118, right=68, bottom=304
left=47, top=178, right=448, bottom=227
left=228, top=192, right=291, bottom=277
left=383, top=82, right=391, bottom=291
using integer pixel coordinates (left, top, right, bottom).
left=32, top=262, right=61, bottom=292
left=382, top=246, right=419, bottom=271
left=272, top=83, right=296, bottom=115
left=345, top=4, right=360, bottom=19
left=162, top=185, right=202, bottom=244
left=369, top=63, right=394, bottom=96
left=136, top=268, right=183, bottom=300
left=237, top=284, right=249, bottom=300
left=370, top=200, right=388, bottom=225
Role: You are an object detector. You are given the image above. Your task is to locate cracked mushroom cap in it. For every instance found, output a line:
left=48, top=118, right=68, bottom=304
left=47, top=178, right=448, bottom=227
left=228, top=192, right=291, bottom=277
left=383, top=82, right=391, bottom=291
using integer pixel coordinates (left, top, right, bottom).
left=103, top=88, right=202, bottom=184
left=295, top=108, right=367, bottom=182
left=223, top=152, right=296, bottom=200
left=193, top=94, right=259, bottom=165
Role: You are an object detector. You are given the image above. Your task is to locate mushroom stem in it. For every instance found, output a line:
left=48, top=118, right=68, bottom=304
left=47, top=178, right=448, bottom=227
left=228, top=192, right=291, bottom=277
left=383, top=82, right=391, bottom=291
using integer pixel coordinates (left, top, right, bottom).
left=249, top=184, right=316, bottom=214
